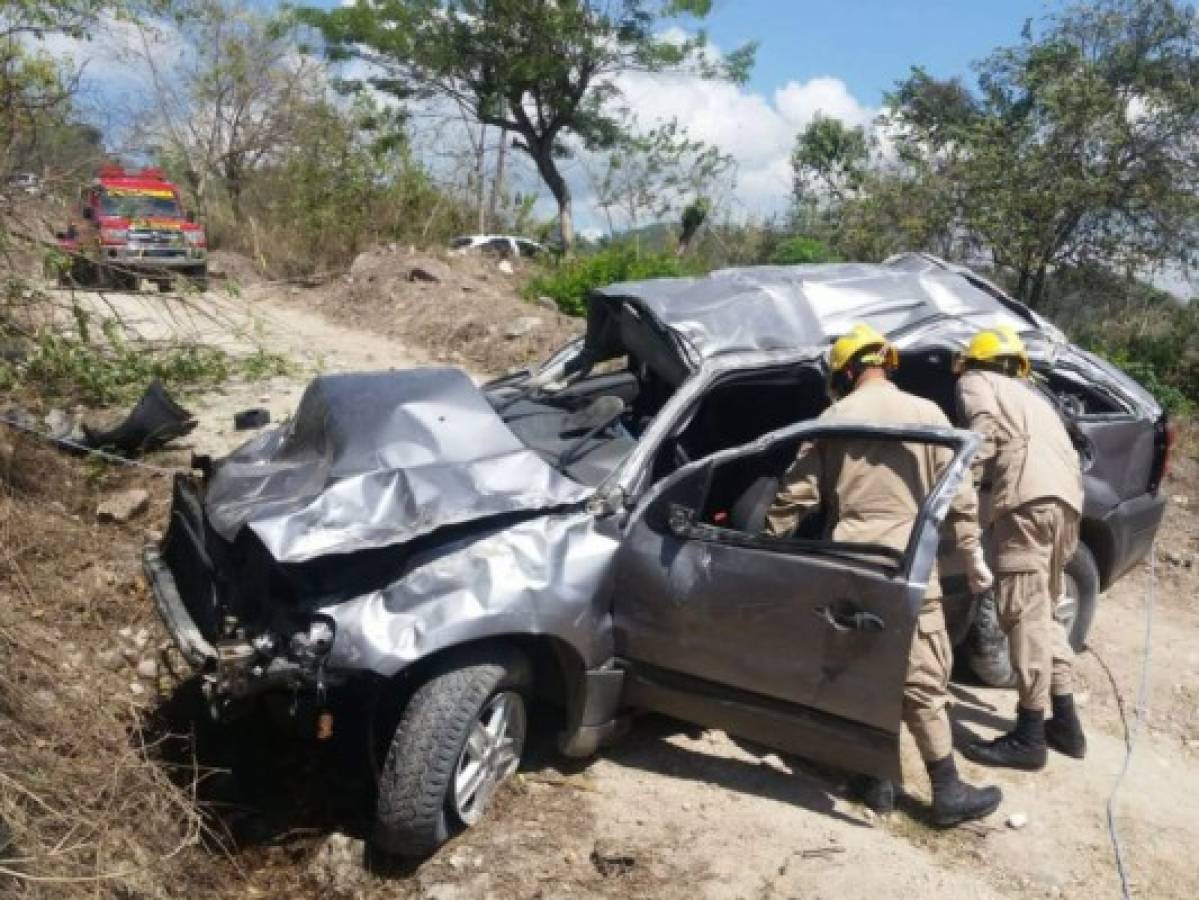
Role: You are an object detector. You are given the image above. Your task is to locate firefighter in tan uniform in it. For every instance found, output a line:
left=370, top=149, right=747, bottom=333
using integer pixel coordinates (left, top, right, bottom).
left=765, top=323, right=1002, bottom=827
left=955, top=328, right=1087, bottom=770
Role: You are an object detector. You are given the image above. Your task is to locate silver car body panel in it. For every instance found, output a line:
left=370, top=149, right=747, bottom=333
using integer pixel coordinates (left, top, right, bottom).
left=322, top=510, right=620, bottom=676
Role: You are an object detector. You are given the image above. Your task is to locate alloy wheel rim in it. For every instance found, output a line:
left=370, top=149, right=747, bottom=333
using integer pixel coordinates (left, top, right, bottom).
left=452, top=691, right=526, bottom=826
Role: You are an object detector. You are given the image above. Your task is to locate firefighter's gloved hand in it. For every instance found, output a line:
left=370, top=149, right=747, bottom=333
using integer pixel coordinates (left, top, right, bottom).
left=967, top=548, right=993, bottom=594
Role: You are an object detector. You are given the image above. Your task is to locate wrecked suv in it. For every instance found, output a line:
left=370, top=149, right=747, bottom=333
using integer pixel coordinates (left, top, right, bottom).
left=145, top=253, right=1171, bottom=856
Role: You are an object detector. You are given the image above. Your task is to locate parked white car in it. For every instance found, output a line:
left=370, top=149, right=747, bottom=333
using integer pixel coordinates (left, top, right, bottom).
left=449, top=234, right=548, bottom=258
left=6, top=172, right=41, bottom=195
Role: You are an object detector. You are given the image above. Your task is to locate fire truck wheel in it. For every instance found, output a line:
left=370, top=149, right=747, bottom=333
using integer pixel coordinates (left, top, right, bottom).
left=188, top=266, right=208, bottom=291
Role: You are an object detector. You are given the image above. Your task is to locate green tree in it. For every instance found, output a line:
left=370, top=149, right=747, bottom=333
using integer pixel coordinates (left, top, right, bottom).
left=132, top=0, right=323, bottom=220
left=301, top=0, right=754, bottom=252
left=592, top=118, right=734, bottom=248
left=790, top=115, right=869, bottom=216
left=887, top=0, right=1199, bottom=307
left=0, top=1, right=113, bottom=179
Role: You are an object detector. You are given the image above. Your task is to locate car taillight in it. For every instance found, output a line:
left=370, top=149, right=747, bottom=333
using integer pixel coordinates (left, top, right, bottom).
left=1150, top=415, right=1176, bottom=494
left=100, top=227, right=129, bottom=244
left=1162, top=421, right=1177, bottom=483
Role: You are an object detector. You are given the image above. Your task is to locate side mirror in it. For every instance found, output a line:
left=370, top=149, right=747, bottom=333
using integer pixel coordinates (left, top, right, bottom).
left=185, top=210, right=196, bottom=223
left=81, top=207, right=94, bottom=220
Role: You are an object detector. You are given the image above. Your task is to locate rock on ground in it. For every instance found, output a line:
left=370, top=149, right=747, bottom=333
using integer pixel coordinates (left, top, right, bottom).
left=504, top=316, right=543, bottom=339
left=307, top=832, right=366, bottom=894
left=97, top=488, right=149, bottom=524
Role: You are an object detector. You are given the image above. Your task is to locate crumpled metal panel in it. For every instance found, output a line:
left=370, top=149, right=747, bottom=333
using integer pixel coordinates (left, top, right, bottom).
left=592, top=255, right=1049, bottom=360
left=322, top=510, right=619, bottom=676
left=203, top=369, right=591, bottom=563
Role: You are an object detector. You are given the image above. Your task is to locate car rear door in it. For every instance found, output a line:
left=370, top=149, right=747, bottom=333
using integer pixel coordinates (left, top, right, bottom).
left=612, top=421, right=977, bottom=780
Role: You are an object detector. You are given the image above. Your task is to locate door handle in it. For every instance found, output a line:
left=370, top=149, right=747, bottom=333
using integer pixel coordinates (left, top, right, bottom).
left=817, top=604, right=886, bottom=633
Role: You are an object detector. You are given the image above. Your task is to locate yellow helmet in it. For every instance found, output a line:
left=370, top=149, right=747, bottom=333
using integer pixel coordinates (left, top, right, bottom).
left=956, top=326, right=1031, bottom=377
left=829, top=323, right=899, bottom=374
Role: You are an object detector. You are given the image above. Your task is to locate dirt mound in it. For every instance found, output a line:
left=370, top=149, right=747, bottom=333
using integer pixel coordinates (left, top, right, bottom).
left=292, top=246, right=579, bottom=376
left=208, top=249, right=266, bottom=288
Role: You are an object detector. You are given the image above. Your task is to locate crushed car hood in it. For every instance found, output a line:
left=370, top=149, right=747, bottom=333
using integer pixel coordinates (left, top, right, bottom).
left=203, top=369, right=592, bottom=563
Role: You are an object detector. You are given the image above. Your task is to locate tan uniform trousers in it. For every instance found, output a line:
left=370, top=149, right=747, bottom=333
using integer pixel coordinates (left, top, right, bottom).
left=904, top=600, right=954, bottom=761
left=906, top=610, right=954, bottom=760
left=993, top=499, right=1080, bottom=712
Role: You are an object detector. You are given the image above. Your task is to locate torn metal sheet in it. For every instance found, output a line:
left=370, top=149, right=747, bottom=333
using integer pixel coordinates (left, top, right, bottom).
left=203, top=369, right=591, bottom=563
left=82, top=379, right=196, bottom=455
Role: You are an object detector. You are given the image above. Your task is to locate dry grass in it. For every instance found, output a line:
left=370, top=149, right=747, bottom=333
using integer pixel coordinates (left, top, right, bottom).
left=0, top=434, right=239, bottom=898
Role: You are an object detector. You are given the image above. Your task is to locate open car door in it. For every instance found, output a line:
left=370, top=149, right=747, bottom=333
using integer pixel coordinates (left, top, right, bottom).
left=613, top=421, right=978, bottom=781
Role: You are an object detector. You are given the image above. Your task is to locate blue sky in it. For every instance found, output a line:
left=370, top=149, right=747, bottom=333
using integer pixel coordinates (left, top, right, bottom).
left=706, top=0, right=1054, bottom=104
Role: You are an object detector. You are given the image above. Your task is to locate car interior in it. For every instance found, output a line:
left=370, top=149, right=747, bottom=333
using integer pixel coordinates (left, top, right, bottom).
left=491, top=328, right=1108, bottom=534
left=491, top=366, right=645, bottom=486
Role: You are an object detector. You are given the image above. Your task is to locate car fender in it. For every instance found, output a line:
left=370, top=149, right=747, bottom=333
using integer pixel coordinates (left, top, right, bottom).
left=321, top=510, right=620, bottom=678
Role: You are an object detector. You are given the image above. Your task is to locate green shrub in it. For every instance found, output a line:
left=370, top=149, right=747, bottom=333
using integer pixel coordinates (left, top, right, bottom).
left=1078, top=303, right=1199, bottom=415
left=767, top=236, right=838, bottom=265
left=2, top=326, right=293, bottom=406
left=525, top=245, right=704, bottom=316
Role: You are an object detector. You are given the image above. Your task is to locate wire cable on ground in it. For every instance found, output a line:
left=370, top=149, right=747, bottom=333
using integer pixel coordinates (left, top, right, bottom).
left=0, top=415, right=184, bottom=476
left=1102, top=540, right=1157, bottom=900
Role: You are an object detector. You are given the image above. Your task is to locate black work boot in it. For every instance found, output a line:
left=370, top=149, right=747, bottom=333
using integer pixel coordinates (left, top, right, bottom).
left=1045, top=693, right=1087, bottom=759
left=963, top=706, right=1048, bottom=771
left=926, top=755, right=1002, bottom=828
left=849, top=775, right=895, bottom=814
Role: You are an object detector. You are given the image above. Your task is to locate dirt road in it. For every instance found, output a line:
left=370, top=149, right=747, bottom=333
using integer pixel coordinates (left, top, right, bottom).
left=56, top=280, right=1199, bottom=898
left=70, top=283, right=428, bottom=456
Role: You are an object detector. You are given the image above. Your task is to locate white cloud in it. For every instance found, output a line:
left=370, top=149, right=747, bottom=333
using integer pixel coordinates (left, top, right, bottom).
left=30, top=16, right=186, bottom=97
left=775, top=77, right=875, bottom=129
left=597, top=68, right=877, bottom=228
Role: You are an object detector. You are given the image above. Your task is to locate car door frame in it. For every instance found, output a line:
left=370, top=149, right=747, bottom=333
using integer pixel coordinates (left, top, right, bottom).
left=611, top=417, right=979, bottom=780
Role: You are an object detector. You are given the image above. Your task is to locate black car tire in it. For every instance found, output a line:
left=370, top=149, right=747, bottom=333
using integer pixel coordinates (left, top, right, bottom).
left=67, top=258, right=94, bottom=287
left=374, top=647, right=531, bottom=858
left=967, top=590, right=1016, bottom=688
left=189, top=265, right=208, bottom=291
left=967, top=542, right=1100, bottom=686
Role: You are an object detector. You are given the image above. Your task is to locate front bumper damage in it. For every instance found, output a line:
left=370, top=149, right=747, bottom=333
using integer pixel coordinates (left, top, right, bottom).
left=143, top=545, right=338, bottom=716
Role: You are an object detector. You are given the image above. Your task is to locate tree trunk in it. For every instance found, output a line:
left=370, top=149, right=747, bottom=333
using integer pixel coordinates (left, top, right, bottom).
left=558, top=196, right=575, bottom=253
left=1028, top=264, right=1048, bottom=310
left=229, top=178, right=243, bottom=224
left=1015, top=267, right=1031, bottom=302
left=489, top=127, right=507, bottom=230
left=475, top=124, right=487, bottom=233
left=223, top=158, right=245, bottom=224
left=528, top=141, right=574, bottom=253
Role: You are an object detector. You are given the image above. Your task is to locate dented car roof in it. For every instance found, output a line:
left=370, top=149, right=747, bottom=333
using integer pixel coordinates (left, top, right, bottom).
left=590, top=253, right=1057, bottom=362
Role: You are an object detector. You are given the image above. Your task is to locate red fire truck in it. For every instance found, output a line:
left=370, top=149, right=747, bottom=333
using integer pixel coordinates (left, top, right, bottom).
left=56, top=165, right=207, bottom=291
